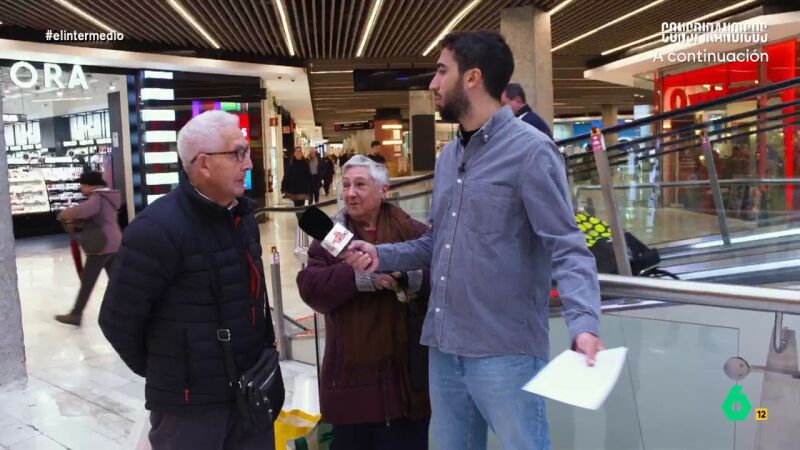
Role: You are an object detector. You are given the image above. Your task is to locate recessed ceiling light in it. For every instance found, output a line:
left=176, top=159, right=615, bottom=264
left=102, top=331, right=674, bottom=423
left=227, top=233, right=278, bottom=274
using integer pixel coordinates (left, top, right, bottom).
left=423, top=0, right=482, bottom=56
left=168, top=0, right=221, bottom=49
left=356, top=0, right=385, bottom=57
left=55, top=0, right=116, bottom=33
left=553, top=0, right=665, bottom=52
left=599, top=0, right=758, bottom=56
left=273, top=0, right=296, bottom=56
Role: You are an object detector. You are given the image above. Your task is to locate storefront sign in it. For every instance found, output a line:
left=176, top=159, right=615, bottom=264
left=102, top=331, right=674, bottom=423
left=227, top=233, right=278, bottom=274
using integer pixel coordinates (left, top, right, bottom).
left=9, top=61, right=88, bottom=90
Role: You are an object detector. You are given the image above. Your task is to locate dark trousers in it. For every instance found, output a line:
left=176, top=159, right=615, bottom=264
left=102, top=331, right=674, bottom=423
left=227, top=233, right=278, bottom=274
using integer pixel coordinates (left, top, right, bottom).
left=323, top=176, right=333, bottom=196
left=310, top=175, right=321, bottom=203
left=293, top=199, right=307, bottom=220
left=331, top=418, right=429, bottom=450
left=149, top=404, right=275, bottom=450
left=71, top=253, right=115, bottom=316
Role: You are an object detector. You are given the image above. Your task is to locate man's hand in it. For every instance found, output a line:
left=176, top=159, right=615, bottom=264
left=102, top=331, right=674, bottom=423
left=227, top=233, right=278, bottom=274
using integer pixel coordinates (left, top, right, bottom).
left=574, top=332, right=605, bottom=367
left=341, top=240, right=380, bottom=273
left=373, top=274, right=398, bottom=290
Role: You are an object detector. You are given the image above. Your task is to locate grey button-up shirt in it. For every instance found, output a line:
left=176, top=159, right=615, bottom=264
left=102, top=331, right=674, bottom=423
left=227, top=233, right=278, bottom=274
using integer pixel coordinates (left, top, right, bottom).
left=377, top=106, right=600, bottom=360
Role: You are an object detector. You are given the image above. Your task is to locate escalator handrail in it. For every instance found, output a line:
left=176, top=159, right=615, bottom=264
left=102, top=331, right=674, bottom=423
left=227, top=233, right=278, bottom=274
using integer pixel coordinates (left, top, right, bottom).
left=556, top=75, right=800, bottom=147
left=598, top=273, right=800, bottom=314
left=575, top=178, right=800, bottom=194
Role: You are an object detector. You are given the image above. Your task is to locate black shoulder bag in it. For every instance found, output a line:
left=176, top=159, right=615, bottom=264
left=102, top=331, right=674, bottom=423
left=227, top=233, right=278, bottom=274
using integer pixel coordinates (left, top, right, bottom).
left=205, top=250, right=285, bottom=432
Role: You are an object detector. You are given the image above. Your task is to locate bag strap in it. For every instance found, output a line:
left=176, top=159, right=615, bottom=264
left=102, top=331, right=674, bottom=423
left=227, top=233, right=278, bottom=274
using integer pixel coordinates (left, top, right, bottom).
left=203, top=248, right=251, bottom=420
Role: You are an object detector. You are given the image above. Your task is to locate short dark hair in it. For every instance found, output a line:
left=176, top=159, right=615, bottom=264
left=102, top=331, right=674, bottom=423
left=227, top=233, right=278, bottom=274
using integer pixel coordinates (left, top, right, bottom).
left=370, top=140, right=381, bottom=147
left=504, top=83, right=526, bottom=103
left=440, top=31, right=514, bottom=101
left=78, top=171, right=107, bottom=187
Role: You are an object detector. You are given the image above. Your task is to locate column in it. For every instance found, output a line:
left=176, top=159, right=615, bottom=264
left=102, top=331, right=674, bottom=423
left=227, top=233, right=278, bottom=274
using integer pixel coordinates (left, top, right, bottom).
left=0, top=95, right=27, bottom=388
left=602, top=104, right=619, bottom=148
left=409, top=90, right=435, bottom=173
left=501, top=5, right=554, bottom=129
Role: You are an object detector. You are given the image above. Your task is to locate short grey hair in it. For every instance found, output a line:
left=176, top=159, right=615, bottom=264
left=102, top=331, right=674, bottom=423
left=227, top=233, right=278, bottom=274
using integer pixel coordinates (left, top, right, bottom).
left=342, top=155, right=389, bottom=188
left=177, top=110, right=240, bottom=171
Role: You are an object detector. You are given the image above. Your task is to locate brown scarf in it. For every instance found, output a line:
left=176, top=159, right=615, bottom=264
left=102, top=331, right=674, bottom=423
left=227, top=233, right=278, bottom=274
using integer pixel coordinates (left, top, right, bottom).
left=338, top=202, right=430, bottom=419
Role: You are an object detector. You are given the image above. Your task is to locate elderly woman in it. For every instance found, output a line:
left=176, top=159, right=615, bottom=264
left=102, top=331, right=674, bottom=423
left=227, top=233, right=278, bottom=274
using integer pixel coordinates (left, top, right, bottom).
left=297, top=155, right=431, bottom=450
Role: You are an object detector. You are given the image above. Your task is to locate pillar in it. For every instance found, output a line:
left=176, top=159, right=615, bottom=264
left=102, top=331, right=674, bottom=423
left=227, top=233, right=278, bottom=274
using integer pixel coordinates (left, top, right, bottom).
left=409, top=90, right=435, bottom=173
left=602, top=104, right=619, bottom=147
left=0, top=95, right=27, bottom=388
left=501, top=5, right=554, bottom=129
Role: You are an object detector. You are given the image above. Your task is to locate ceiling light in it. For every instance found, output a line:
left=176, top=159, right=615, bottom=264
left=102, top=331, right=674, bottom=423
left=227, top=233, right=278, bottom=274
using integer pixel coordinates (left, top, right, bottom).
left=423, top=0, right=482, bottom=56
left=356, top=0, right=384, bottom=57
left=109, top=84, right=116, bottom=91
left=56, top=0, right=116, bottom=33
left=273, top=0, right=296, bottom=56
left=310, top=70, right=354, bottom=74
left=382, top=124, right=403, bottom=130
left=382, top=139, right=403, bottom=145
left=31, top=96, right=91, bottom=103
left=3, top=89, right=9, bottom=94
left=57, top=91, right=63, bottom=97
left=600, top=0, right=758, bottom=56
left=168, top=0, right=221, bottom=49
left=549, top=0, right=574, bottom=15
left=553, top=0, right=665, bottom=52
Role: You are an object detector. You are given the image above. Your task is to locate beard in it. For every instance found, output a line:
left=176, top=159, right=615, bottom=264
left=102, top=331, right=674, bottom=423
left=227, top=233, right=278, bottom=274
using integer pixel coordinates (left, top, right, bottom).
left=438, top=82, right=470, bottom=123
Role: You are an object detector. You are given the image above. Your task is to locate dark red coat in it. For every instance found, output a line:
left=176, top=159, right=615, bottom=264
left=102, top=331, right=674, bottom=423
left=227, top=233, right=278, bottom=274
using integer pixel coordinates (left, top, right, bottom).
left=297, top=213, right=430, bottom=425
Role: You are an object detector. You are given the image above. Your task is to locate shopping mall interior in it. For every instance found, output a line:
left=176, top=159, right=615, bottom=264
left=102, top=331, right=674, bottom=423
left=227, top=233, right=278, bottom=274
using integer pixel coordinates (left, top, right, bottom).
left=1, top=0, right=800, bottom=449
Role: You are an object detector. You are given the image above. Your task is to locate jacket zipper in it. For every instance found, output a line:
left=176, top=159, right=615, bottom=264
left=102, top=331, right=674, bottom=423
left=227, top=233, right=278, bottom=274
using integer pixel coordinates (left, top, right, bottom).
left=182, top=329, right=192, bottom=402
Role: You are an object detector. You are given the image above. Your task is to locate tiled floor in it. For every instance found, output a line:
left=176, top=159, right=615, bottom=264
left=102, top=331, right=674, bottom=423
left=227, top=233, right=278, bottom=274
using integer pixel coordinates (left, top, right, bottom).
left=0, top=190, right=334, bottom=449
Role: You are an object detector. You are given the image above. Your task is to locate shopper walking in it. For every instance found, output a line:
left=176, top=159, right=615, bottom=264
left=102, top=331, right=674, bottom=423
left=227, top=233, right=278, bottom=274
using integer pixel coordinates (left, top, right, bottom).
left=55, top=171, right=122, bottom=326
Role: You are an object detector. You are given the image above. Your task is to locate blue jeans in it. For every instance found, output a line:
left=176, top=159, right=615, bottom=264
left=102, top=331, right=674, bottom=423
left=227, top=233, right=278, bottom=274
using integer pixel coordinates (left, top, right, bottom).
left=429, top=347, right=551, bottom=450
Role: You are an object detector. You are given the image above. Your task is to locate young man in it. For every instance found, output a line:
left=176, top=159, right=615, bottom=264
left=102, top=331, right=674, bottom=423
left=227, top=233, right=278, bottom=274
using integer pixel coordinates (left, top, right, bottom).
left=501, top=83, right=553, bottom=138
left=367, top=140, right=386, bottom=164
left=343, top=31, right=603, bottom=450
left=100, top=110, right=278, bottom=449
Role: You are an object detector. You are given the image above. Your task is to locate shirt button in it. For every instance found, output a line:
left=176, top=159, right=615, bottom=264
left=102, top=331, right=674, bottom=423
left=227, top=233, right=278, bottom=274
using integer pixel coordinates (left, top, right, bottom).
left=445, top=244, right=451, bottom=249
left=457, top=179, right=462, bottom=184
left=452, top=212, right=457, bottom=217
left=440, top=276, right=445, bottom=281
left=435, top=308, right=441, bottom=313
left=483, top=134, right=488, bottom=140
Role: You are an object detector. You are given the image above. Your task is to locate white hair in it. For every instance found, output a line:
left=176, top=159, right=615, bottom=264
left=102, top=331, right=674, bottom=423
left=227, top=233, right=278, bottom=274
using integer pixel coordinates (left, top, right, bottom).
left=177, top=110, right=240, bottom=171
left=342, top=155, right=389, bottom=188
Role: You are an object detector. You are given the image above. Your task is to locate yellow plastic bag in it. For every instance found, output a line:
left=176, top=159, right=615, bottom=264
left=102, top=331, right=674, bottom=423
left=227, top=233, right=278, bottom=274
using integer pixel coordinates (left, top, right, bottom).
left=274, top=409, right=322, bottom=450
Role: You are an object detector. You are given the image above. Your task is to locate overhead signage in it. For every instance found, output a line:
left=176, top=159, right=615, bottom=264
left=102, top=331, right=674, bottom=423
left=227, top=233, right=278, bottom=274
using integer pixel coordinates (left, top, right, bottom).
left=334, top=120, right=374, bottom=132
left=9, top=61, right=89, bottom=90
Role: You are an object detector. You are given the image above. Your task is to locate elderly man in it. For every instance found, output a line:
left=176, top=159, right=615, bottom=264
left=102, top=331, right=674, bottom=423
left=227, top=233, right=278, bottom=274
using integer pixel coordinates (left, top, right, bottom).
left=344, top=31, right=603, bottom=450
left=99, top=110, right=279, bottom=449
left=297, top=155, right=431, bottom=450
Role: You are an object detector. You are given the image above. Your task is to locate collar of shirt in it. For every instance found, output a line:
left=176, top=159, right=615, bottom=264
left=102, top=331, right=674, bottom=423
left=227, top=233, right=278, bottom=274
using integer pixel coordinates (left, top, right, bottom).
left=193, top=185, right=239, bottom=210
left=456, top=106, right=516, bottom=148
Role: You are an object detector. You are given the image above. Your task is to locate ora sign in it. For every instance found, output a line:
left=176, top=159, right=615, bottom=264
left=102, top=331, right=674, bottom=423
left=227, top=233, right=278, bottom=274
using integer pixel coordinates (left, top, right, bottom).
left=9, top=61, right=88, bottom=90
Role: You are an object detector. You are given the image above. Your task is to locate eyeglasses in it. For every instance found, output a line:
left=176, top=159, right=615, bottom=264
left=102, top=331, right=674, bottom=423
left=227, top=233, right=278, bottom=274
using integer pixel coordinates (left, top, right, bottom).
left=190, top=146, right=251, bottom=164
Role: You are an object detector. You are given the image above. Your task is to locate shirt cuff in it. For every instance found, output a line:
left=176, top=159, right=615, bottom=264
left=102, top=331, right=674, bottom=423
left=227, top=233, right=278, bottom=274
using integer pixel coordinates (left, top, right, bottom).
left=355, top=272, right=376, bottom=292
left=406, top=270, right=423, bottom=294
left=567, top=314, right=601, bottom=347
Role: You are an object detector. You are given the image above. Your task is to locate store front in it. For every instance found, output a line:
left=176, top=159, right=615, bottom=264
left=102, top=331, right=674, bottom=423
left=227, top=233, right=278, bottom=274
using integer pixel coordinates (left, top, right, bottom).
left=2, top=61, right=131, bottom=237
left=2, top=59, right=272, bottom=238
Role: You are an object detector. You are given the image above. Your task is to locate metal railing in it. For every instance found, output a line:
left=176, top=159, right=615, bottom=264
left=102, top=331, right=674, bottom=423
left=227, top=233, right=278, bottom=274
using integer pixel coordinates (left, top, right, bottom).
left=596, top=274, right=798, bottom=353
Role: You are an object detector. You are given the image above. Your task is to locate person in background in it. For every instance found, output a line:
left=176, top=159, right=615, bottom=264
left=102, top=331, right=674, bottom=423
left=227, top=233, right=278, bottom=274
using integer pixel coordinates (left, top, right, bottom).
left=501, top=83, right=553, bottom=139
left=343, top=31, right=603, bottom=450
left=298, top=155, right=431, bottom=450
left=308, top=149, right=322, bottom=203
left=367, top=140, right=386, bottom=164
left=282, top=147, right=313, bottom=210
left=99, top=110, right=278, bottom=449
left=55, top=171, right=122, bottom=326
left=322, top=154, right=336, bottom=196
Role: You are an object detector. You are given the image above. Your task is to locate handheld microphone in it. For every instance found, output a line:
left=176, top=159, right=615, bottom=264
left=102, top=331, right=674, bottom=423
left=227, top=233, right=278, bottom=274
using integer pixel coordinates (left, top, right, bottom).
left=298, top=206, right=354, bottom=257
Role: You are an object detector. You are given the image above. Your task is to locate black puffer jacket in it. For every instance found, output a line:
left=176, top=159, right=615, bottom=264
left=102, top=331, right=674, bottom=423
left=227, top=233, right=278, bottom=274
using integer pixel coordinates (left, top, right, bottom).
left=99, top=171, right=276, bottom=412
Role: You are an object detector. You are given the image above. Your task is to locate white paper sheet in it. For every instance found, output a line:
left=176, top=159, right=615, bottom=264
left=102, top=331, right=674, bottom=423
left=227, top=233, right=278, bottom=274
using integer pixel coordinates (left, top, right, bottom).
left=522, top=347, right=628, bottom=410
